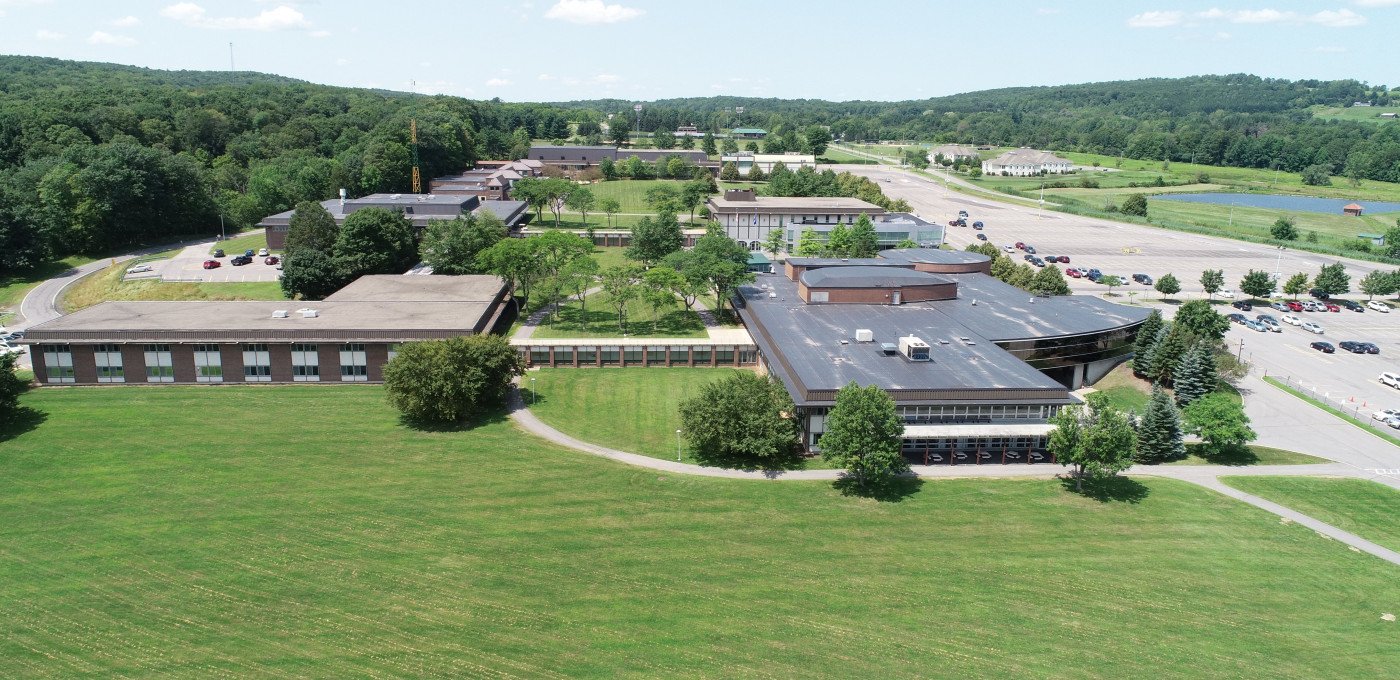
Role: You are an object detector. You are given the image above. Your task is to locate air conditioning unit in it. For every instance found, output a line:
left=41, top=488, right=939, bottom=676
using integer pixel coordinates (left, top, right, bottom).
left=855, top=328, right=874, bottom=342
left=271, top=310, right=289, bottom=319
left=298, top=308, right=319, bottom=318
left=898, top=335, right=931, bottom=362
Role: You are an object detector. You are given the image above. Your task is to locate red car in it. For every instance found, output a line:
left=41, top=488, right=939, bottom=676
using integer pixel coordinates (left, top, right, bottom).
left=1057, top=255, right=1070, bottom=264
left=1066, top=268, right=1082, bottom=278
left=1325, top=303, right=1340, bottom=312
left=1015, top=242, right=1026, bottom=250
left=1286, top=300, right=1303, bottom=312
left=202, top=259, right=221, bottom=269
left=264, top=256, right=280, bottom=265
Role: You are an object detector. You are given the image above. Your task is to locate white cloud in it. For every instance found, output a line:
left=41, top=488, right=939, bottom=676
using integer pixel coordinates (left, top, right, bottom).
left=592, top=73, right=620, bottom=84
left=110, top=15, right=140, bottom=27
left=160, top=3, right=311, bottom=31
left=309, top=29, right=331, bottom=38
left=87, top=31, right=137, bottom=46
left=1229, top=8, right=1296, bottom=23
left=543, top=0, right=643, bottom=24
left=485, top=78, right=511, bottom=87
left=35, top=29, right=64, bottom=40
left=1127, top=10, right=1183, bottom=27
left=538, top=73, right=556, bottom=81
left=1310, top=8, right=1367, bottom=26
left=1191, top=7, right=1367, bottom=26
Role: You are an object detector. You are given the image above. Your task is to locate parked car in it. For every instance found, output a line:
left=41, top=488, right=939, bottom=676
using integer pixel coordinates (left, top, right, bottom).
left=972, top=221, right=984, bottom=229
left=948, top=219, right=965, bottom=227
left=1372, top=408, right=1400, bottom=422
left=1281, top=314, right=1302, bottom=326
left=1066, top=268, right=1082, bottom=278
left=1270, top=301, right=1289, bottom=311
left=1310, top=341, right=1335, bottom=353
left=1132, top=273, right=1152, bottom=285
left=1339, top=341, right=1368, bottom=354
left=1387, top=418, right=1400, bottom=430
left=0, top=341, right=23, bottom=356
left=125, top=264, right=153, bottom=274
left=1381, top=372, right=1400, bottom=388
left=1217, top=289, right=1236, bottom=299
left=213, top=248, right=225, bottom=258
left=1325, top=303, right=1340, bottom=312
left=1301, top=321, right=1325, bottom=334
left=1226, top=313, right=1247, bottom=324
left=1042, top=255, right=1057, bottom=263
left=1243, top=320, right=1268, bottom=332
left=1057, top=256, right=1070, bottom=264
left=1231, top=300, right=1252, bottom=311
left=1309, top=288, right=1330, bottom=300
left=202, top=259, right=221, bottom=269
left=257, top=248, right=270, bottom=257
left=230, top=255, right=252, bottom=266
left=1024, top=254, right=1035, bottom=262
left=975, top=233, right=988, bottom=241
left=1086, top=270, right=1103, bottom=282
left=1014, top=242, right=1026, bottom=250
left=1024, top=245, right=1036, bottom=254
left=1361, top=342, right=1380, bottom=354
left=1030, top=257, right=1045, bottom=267
left=958, top=210, right=969, bottom=218
left=264, top=256, right=280, bottom=265
left=1286, top=301, right=1304, bottom=312
left=1302, top=300, right=1326, bottom=312
left=1255, top=315, right=1282, bottom=332
left=1368, top=300, right=1390, bottom=312
left=1337, top=299, right=1364, bottom=312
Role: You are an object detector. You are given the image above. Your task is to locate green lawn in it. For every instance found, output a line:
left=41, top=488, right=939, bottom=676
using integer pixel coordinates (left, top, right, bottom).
left=1169, top=443, right=1327, bottom=466
left=3, top=386, right=1400, bottom=676
left=531, top=290, right=707, bottom=339
left=1310, top=104, right=1400, bottom=125
left=63, top=261, right=287, bottom=312
left=210, top=230, right=269, bottom=256
left=1222, top=477, right=1400, bottom=553
left=0, top=255, right=97, bottom=310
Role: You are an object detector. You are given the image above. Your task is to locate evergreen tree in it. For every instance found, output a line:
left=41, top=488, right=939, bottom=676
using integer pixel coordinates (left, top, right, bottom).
left=719, top=162, right=740, bottom=181
left=1172, top=341, right=1215, bottom=407
left=848, top=214, right=879, bottom=257
left=825, top=223, right=853, bottom=257
left=701, top=133, right=717, bottom=156
left=1136, top=384, right=1186, bottom=464
left=747, top=163, right=765, bottom=181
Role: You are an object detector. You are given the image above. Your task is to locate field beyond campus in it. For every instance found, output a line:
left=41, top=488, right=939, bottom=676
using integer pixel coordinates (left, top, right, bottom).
left=3, top=386, right=1398, bottom=677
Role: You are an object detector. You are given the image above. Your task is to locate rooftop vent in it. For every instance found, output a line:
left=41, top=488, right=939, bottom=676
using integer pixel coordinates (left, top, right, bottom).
left=880, top=342, right=898, bottom=356
left=854, top=328, right=874, bottom=342
left=390, top=193, right=402, bottom=199
left=297, top=308, right=319, bottom=318
left=898, top=335, right=931, bottom=362
left=271, top=310, right=289, bottom=319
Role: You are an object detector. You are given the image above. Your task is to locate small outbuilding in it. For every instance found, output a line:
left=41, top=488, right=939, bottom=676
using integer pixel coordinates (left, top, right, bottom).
left=1344, top=203, right=1364, bottom=216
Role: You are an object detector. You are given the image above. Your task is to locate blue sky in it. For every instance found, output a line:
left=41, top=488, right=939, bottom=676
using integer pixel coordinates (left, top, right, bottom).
left=2, top=0, right=1397, bottom=102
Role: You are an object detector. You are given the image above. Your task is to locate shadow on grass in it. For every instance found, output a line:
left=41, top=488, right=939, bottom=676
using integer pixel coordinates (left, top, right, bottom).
left=1060, top=474, right=1150, bottom=504
left=1184, top=443, right=1259, bottom=466
left=396, top=404, right=511, bottom=433
left=691, top=445, right=809, bottom=472
left=0, top=406, right=48, bottom=444
left=832, top=474, right=924, bottom=503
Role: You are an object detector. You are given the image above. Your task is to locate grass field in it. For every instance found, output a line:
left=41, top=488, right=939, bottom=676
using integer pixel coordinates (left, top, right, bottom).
left=1222, top=476, right=1400, bottom=552
left=2, top=386, right=1399, bottom=676
left=1310, top=104, right=1400, bottom=125
left=0, top=255, right=97, bottom=310
left=63, top=261, right=286, bottom=312
left=209, top=230, right=269, bottom=257
left=530, top=290, right=707, bottom=339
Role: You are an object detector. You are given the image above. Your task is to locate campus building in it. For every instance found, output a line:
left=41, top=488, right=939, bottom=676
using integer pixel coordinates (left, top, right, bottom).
left=719, top=152, right=817, bottom=176
left=706, top=189, right=887, bottom=248
left=429, top=160, right=544, bottom=200
left=927, top=144, right=980, bottom=163
left=776, top=213, right=944, bottom=253
left=981, top=148, right=1074, bottom=176
left=23, top=276, right=512, bottom=386
left=527, top=145, right=711, bottom=172
left=736, top=249, right=1149, bottom=460
left=259, top=193, right=528, bottom=250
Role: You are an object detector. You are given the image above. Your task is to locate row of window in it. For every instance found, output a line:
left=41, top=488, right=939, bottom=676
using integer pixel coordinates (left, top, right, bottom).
left=40, top=343, right=394, bottom=384
left=526, top=345, right=754, bottom=366
left=895, top=404, right=1060, bottom=422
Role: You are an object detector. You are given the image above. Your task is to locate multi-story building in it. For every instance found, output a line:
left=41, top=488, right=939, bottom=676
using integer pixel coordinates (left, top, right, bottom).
left=719, top=152, right=816, bottom=176
left=705, top=189, right=887, bottom=249
left=981, top=148, right=1074, bottom=176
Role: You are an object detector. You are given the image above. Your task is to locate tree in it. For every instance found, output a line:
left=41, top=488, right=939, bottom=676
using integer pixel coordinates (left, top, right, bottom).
left=1133, top=310, right=1164, bottom=362
left=627, top=211, right=684, bottom=266
left=1172, top=341, right=1216, bottom=407
left=1199, top=269, right=1225, bottom=300
left=1100, top=274, right=1122, bottom=295
left=1173, top=299, right=1230, bottom=341
left=1300, top=163, right=1331, bottom=186
left=600, top=197, right=622, bottom=228
left=819, top=382, right=907, bottom=490
left=763, top=228, right=786, bottom=260
left=541, top=177, right=575, bottom=227
left=420, top=212, right=506, bottom=276
left=690, top=225, right=755, bottom=316
left=1121, top=193, right=1148, bottom=216
left=747, top=164, right=765, bottom=182
left=332, top=207, right=418, bottom=278
left=565, top=186, right=595, bottom=226
left=1051, top=397, right=1137, bottom=492
left=654, top=131, right=675, bottom=150
left=646, top=263, right=701, bottom=310
left=679, top=179, right=710, bottom=224
left=1030, top=265, right=1071, bottom=296
left=279, top=247, right=344, bottom=300
left=0, top=353, right=28, bottom=424
left=894, top=238, right=919, bottom=249
left=641, top=267, right=680, bottom=333
left=1135, top=324, right=1175, bottom=383
left=383, top=336, right=524, bottom=424
left=1359, top=269, right=1396, bottom=300
left=795, top=227, right=823, bottom=256
left=1283, top=272, right=1310, bottom=299
left=721, top=138, right=739, bottom=154
left=598, top=157, right=617, bottom=181
left=1313, top=262, right=1350, bottom=295
left=720, top=162, right=740, bottom=181
left=802, top=125, right=831, bottom=156
left=283, top=200, right=339, bottom=255
left=1182, top=393, right=1257, bottom=452
left=1384, top=224, right=1400, bottom=259
left=1135, top=384, right=1185, bottom=464
left=1154, top=272, right=1181, bottom=299
left=609, top=117, right=631, bottom=147
left=511, top=177, right=550, bottom=222
left=701, top=132, right=717, bottom=156
left=679, top=372, right=798, bottom=465
left=599, top=265, right=643, bottom=334
left=1238, top=269, right=1275, bottom=300
left=644, top=184, right=680, bottom=213
left=1270, top=216, right=1298, bottom=241
left=847, top=214, right=879, bottom=258
left=477, top=237, right=547, bottom=312
left=825, top=223, right=853, bottom=258
left=558, top=256, right=599, bottom=329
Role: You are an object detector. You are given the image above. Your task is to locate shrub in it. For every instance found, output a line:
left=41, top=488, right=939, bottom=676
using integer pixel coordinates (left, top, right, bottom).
left=383, top=336, right=524, bottom=424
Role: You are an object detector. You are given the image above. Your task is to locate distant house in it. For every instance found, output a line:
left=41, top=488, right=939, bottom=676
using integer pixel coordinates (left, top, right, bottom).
left=1354, top=101, right=1373, bottom=107
left=674, top=125, right=703, bottom=137
left=927, top=144, right=980, bottom=164
left=1381, top=112, right=1397, bottom=119
left=429, top=160, right=543, bottom=200
left=719, top=152, right=816, bottom=176
left=1344, top=203, right=1364, bottom=216
left=1358, top=233, right=1385, bottom=246
left=259, top=193, right=528, bottom=250
left=732, top=128, right=767, bottom=139
left=982, top=148, right=1074, bottom=176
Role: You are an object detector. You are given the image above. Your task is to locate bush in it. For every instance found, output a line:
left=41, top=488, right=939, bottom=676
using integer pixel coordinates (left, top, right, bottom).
left=679, top=372, right=799, bottom=466
left=1121, top=193, right=1149, bottom=217
left=383, top=336, right=524, bottom=424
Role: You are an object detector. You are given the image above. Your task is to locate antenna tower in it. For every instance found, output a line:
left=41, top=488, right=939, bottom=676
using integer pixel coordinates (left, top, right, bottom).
left=410, top=118, right=422, bottom=193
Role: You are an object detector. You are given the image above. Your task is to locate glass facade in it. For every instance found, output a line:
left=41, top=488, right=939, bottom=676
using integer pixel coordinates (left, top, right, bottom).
left=144, top=344, right=174, bottom=383
left=42, top=344, right=75, bottom=383
left=997, top=327, right=1138, bottom=372
left=94, top=343, right=123, bottom=383
left=193, top=344, right=223, bottom=382
left=339, top=343, right=367, bottom=381
left=291, top=343, right=319, bottom=381
left=241, top=343, right=271, bottom=382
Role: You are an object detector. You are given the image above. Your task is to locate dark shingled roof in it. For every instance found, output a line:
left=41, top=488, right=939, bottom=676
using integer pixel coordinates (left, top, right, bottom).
left=800, top=266, right=951, bottom=289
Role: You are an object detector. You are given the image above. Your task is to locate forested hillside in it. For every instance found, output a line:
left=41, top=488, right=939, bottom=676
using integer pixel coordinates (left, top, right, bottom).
left=557, top=75, right=1400, bottom=185
left=0, top=56, right=575, bottom=271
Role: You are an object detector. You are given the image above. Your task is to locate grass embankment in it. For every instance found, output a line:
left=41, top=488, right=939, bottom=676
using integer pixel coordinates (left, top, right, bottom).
left=2, top=386, right=1399, bottom=676
left=531, top=290, right=708, bottom=339
left=63, top=261, right=286, bottom=312
left=1264, top=375, right=1400, bottom=448
left=209, top=230, right=269, bottom=256
left=1222, top=477, right=1400, bottom=553
left=0, top=255, right=98, bottom=311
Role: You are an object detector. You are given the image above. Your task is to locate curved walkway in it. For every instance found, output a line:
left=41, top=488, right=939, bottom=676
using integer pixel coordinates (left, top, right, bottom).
left=508, top=385, right=1400, bottom=566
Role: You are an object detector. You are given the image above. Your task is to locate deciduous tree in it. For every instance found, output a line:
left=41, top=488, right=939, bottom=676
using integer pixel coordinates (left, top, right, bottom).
left=565, top=186, right=595, bottom=226
left=1283, top=272, right=1310, bottom=299
left=1154, top=272, right=1181, bottom=299
left=1173, top=299, right=1230, bottom=341
left=795, top=227, right=823, bottom=256
left=383, top=336, right=524, bottom=424
left=679, top=372, right=798, bottom=465
left=332, top=207, right=418, bottom=278
left=284, top=200, right=339, bottom=255
left=626, top=211, right=684, bottom=267
left=1030, top=264, right=1071, bottom=296
left=819, top=382, right=908, bottom=490
left=420, top=212, right=506, bottom=275
left=1121, top=193, right=1148, bottom=216
left=1199, top=269, right=1224, bottom=299
left=600, top=265, right=643, bottom=335
left=1052, top=395, right=1138, bottom=492
left=1270, top=216, right=1298, bottom=241
left=600, top=197, right=621, bottom=228
left=848, top=214, right=879, bottom=258
left=1239, top=269, right=1275, bottom=300
left=1313, top=262, right=1350, bottom=295
left=1359, top=269, right=1396, bottom=300
left=1182, top=393, right=1257, bottom=452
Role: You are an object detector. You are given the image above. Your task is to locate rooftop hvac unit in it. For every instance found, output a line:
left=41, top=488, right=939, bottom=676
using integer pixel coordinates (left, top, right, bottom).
left=297, top=308, right=319, bottom=318
left=271, top=310, right=289, bottom=319
left=880, top=342, right=898, bottom=356
left=855, top=328, right=874, bottom=342
left=898, top=335, right=931, bottom=362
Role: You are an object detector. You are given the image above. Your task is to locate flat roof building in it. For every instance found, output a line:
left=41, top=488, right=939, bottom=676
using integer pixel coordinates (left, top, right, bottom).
left=527, top=145, right=711, bottom=172
left=707, top=189, right=887, bottom=248
left=720, top=152, right=816, bottom=176
left=258, top=193, right=528, bottom=250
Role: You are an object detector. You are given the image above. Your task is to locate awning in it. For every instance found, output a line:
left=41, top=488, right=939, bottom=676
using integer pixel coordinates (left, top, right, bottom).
left=901, top=423, right=1056, bottom=438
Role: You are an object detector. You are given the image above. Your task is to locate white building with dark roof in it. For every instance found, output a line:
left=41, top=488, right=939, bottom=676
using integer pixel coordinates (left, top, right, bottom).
left=982, top=149, right=1074, bottom=176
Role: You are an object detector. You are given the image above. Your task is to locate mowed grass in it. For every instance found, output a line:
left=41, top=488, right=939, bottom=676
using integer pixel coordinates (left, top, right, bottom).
left=63, top=261, right=287, bottom=312
left=2, top=387, right=1400, bottom=676
left=210, top=230, right=269, bottom=256
left=1310, top=104, right=1400, bottom=125
left=531, top=290, right=707, bottom=339
left=529, top=367, right=739, bottom=461
left=0, top=255, right=97, bottom=310
left=1222, top=477, right=1400, bottom=553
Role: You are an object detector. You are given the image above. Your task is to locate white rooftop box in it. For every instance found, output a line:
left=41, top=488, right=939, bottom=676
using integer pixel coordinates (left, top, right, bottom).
left=898, top=335, right=931, bottom=362
left=855, top=328, right=874, bottom=342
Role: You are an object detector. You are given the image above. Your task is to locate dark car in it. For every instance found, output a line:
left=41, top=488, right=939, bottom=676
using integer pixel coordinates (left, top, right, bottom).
left=230, top=255, right=252, bottom=266
left=1310, top=341, right=1335, bottom=353
left=244, top=249, right=255, bottom=258
left=1132, top=273, right=1153, bottom=285
left=1227, top=313, right=1247, bottom=324
left=1309, top=288, right=1330, bottom=300
left=1339, top=341, right=1367, bottom=353
left=1024, top=245, right=1036, bottom=254
left=975, top=233, right=988, bottom=241
left=213, top=248, right=225, bottom=258
left=1086, top=271, right=1102, bottom=282
left=1030, top=257, right=1045, bottom=267
left=1057, top=255, right=1070, bottom=264
left=1336, top=299, right=1364, bottom=312
left=1362, top=342, right=1380, bottom=354
left=972, top=221, right=984, bottom=229
left=264, top=256, right=280, bottom=265
left=1231, top=300, right=1253, bottom=311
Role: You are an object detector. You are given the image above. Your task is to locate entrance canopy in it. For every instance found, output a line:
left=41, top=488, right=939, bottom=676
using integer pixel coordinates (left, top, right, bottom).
left=901, top=423, right=1055, bottom=439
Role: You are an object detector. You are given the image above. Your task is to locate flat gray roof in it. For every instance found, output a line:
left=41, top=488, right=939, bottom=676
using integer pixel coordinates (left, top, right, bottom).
left=800, top=267, right=951, bottom=289
left=474, top=200, right=528, bottom=223
left=932, top=274, right=1150, bottom=341
left=707, top=196, right=884, bottom=212
left=878, top=247, right=991, bottom=266
left=324, top=275, right=505, bottom=302
left=787, top=257, right=905, bottom=268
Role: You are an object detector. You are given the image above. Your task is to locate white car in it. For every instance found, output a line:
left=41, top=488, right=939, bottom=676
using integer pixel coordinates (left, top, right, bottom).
left=1382, top=372, right=1400, bottom=389
left=0, top=342, right=24, bottom=356
left=1368, top=300, right=1390, bottom=313
left=258, top=248, right=270, bottom=257
left=1217, top=290, right=1236, bottom=299
left=1281, top=314, right=1302, bottom=326
left=1301, top=321, right=1325, bottom=334
left=1003, top=244, right=1016, bottom=253
left=125, top=264, right=153, bottom=274
left=1372, top=408, right=1400, bottom=422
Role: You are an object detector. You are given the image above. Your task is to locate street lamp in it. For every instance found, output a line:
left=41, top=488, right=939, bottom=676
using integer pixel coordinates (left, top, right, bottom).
left=676, top=429, right=682, bottom=462
left=530, top=377, right=536, bottom=406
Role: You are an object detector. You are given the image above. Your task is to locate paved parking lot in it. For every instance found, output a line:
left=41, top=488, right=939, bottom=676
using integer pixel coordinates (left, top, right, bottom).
left=844, top=165, right=1400, bottom=457
left=152, top=243, right=282, bottom=283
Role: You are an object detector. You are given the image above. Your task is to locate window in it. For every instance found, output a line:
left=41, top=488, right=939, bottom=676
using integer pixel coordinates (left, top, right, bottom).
left=144, top=344, right=174, bottom=383
left=623, top=346, right=643, bottom=365
left=193, top=344, right=223, bottom=382
left=669, top=346, right=689, bottom=364
left=646, top=345, right=666, bottom=364
left=530, top=346, right=551, bottom=365
left=553, top=346, right=574, bottom=364
left=715, top=345, right=735, bottom=364
left=291, top=343, right=319, bottom=381
left=691, top=346, right=711, bottom=364
left=339, top=343, right=367, bottom=381
left=94, top=343, right=124, bottom=383
left=739, top=347, right=758, bottom=365
left=600, top=346, right=620, bottom=365
left=42, top=344, right=74, bottom=383
left=241, top=343, right=271, bottom=382
left=387, top=343, right=402, bottom=362
left=577, top=346, right=597, bottom=364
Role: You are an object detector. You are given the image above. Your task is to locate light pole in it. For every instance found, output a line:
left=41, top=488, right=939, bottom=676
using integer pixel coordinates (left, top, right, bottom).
left=219, top=214, right=226, bottom=241
left=1228, top=202, right=1235, bottom=228
left=675, top=429, right=682, bottom=462
left=530, top=377, right=536, bottom=406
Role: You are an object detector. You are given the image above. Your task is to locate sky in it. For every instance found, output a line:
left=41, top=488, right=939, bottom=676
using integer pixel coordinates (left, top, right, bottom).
left=1, top=0, right=1398, bottom=102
